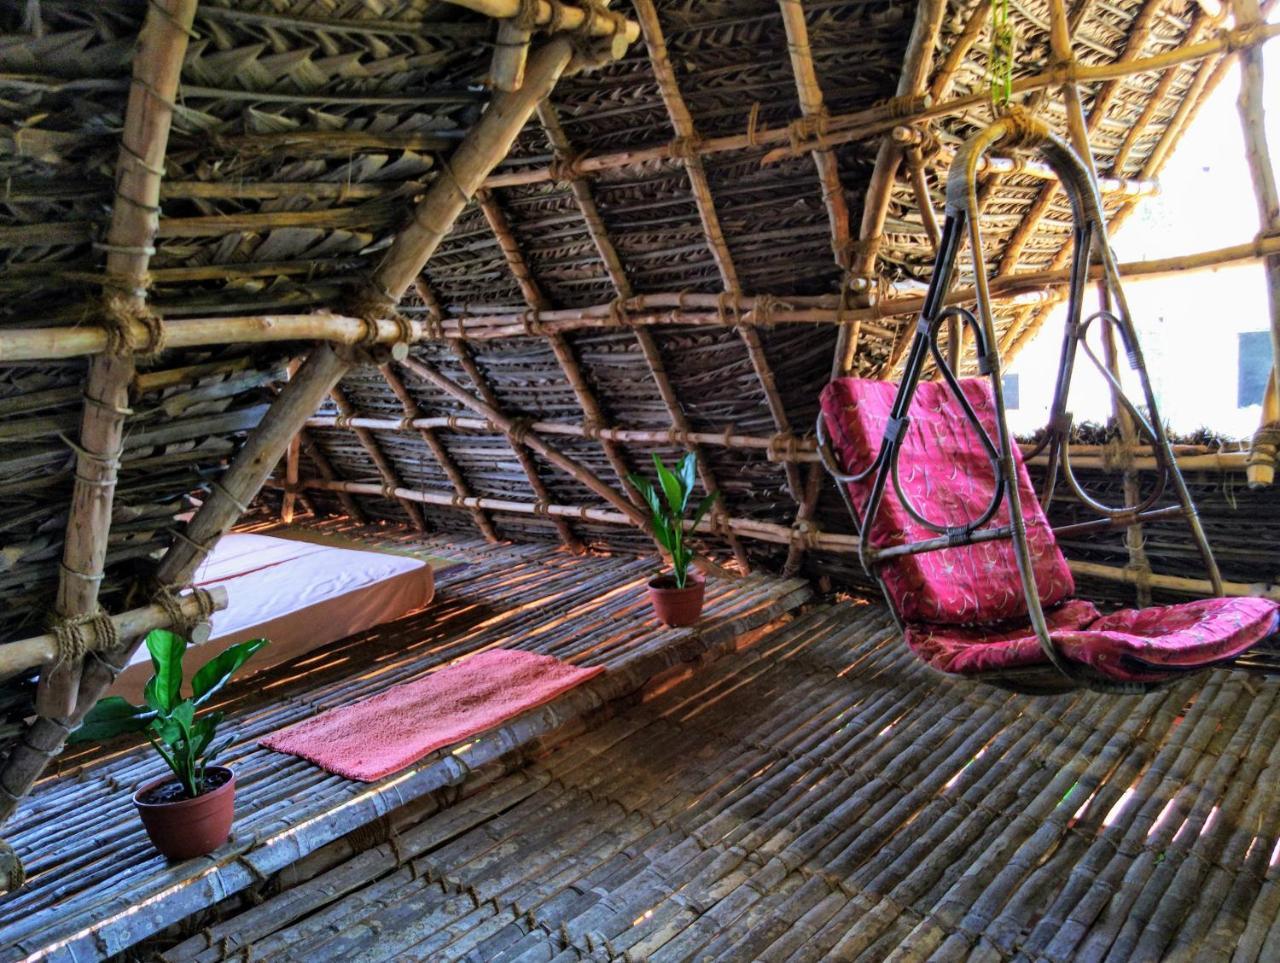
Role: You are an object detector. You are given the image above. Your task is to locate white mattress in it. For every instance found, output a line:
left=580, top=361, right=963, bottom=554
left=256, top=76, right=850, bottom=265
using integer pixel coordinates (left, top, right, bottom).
left=108, top=533, right=435, bottom=703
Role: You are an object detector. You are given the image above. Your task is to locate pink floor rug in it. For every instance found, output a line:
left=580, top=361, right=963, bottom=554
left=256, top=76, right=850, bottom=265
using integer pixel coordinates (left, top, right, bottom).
left=260, top=648, right=605, bottom=781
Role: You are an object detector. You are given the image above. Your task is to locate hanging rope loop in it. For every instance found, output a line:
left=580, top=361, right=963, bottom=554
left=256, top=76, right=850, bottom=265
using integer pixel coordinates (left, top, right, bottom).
left=988, top=0, right=1016, bottom=115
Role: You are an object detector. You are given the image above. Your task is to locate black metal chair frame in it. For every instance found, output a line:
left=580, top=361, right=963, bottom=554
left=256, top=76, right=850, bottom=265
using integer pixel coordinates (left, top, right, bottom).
left=817, top=115, right=1224, bottom=695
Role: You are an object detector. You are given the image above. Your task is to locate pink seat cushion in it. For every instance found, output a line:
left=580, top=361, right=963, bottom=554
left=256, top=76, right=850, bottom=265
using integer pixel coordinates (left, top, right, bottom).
left=820, top=377, right=1074, bottom=624
left=906, top=597, right=1280, bottom=683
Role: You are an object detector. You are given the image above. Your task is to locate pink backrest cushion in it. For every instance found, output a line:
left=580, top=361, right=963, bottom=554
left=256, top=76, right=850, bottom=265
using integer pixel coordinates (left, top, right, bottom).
left=820, top=377, right=1074, bottom=624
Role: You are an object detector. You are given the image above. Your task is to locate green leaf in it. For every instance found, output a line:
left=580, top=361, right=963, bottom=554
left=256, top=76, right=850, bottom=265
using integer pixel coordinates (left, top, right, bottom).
left=192, top=638, right=269, bottom=705
left=654, top=457, right=686, bottom=517
left=630, top=474, right=663, bottom=521
left=145, top=629, right=187, bottom=712
left=690, top=491, right=719, bottom=531
left=189, top=712, right=224, bottom=759
left=678, top=453, right=697, bottom=504
left=68, top=697, right=152, bottom=744
left=158, top=699, right=196, bottom=747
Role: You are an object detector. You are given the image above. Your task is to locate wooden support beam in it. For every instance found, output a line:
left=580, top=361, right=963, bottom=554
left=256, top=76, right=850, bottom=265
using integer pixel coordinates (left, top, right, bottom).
left=379, top=364, right=500, bottom=541
left=37, top=0, right=197, bottom=719
left=853, top=0, right=947, bottom=380
left=328, top=383, right=427, bottom=530
left=298, top=427, right=367, bottom=524
left=439, top=0, right=640, bottom=43
left=633, top=0, right=804, bottom=501
left=777, top=0, right=851, bottom=265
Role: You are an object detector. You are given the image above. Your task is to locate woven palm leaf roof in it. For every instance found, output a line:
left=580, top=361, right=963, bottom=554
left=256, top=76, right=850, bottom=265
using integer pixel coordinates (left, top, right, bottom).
left=0, top=0, right=1265, bottom=759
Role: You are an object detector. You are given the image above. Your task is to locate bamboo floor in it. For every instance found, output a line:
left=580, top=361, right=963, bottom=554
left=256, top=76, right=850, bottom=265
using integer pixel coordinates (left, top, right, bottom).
left=0, top=523, right=810, bottom=962
left=164, top=597, right=1280, bottom=962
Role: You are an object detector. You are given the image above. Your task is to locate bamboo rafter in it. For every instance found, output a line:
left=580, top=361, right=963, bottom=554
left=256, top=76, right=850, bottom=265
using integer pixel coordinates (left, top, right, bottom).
left=327, top=383, right=427, bottom=530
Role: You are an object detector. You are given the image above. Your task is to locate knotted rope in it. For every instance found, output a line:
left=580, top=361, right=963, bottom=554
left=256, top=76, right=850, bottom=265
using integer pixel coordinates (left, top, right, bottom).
left=548, top=151, right=582, bottom=184
left=507, top=416, right=535, bottom=446
left=152, top=584, right=219, bottom=640
left=96, top=286, right=166, bottom=357
left=344, top=283, right=415, bottom=349
left=47, top=608, right=118, bottom=667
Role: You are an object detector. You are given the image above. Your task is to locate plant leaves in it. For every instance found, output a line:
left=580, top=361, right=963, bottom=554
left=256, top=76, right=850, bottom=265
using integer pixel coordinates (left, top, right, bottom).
left=654, top=457, right=685, bottom=516
left=192, top=638, right=269, bottom=705
left=678, top=453, right=697, bottom=503
left=68, top=697, right=152, bottom=744
left=145, top=629, right=186, bottom=713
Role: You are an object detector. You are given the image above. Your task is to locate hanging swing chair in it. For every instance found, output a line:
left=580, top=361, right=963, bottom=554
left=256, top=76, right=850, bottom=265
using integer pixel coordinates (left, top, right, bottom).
left=817, top=114, right=1280, bottom=694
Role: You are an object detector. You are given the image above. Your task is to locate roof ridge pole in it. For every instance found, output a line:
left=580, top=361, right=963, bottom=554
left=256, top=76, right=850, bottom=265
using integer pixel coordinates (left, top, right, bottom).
left=35, top=0, right=199, bottom=722
left=473, top=188, right=644, bottom=510
left=632, top=0, right=805, bottom=503
left=328, top=384, right=428, bottom=530
left=1232, top=0, right=1280, bottom=488
left=855, top=0, right=947, bottom=381
left=1047, top=0, right=1153, bottom=605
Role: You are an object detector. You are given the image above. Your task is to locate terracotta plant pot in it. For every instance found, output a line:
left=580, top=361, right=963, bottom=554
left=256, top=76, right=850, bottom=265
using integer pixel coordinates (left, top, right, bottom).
left=647, top=573, right=706, bottom=627
left=133, top=766, right=236, bottom=860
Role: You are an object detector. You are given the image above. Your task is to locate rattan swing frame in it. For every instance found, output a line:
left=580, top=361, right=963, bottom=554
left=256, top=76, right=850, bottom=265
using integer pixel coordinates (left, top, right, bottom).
left=818, top=113, right=1227, bottom=695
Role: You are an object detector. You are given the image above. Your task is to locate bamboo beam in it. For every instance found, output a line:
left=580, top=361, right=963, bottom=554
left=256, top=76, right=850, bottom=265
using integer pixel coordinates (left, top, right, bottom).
left=280, top=359, right=303, bottom=524
left=853, top=0, right=946, bottom=380
left=930, top=0, right=992, bottom=102
left=1233, top=0, right=1280, bottom=487
left=37, top=0, right=198, bottom=719
left=441, top=342, right=583, bottom=551
left=298, top=427, right=367, bottom=524
left=633, top=0, right=804, bottom=501
left=0, top=345, right=352, bottom=830
left=1067, top=559, right=1280, bottom=601
left=478, top=21, right=1280, bottom=191
left=535, top=102, right=751, bottom=570
left=777, top=0, right=851, bottom=264
left=372, top=37, right=576, bottom=302
left=328, top=384, right=427, bottom=530
left=0, top=588, right=230, bottom=682
left=439, top=0, right=640, bottom=43
left=379, top=363, right=499, bottom=541
left=282, top=478, right=859, bottom=552
left=473, top=187, right=640, bottom=503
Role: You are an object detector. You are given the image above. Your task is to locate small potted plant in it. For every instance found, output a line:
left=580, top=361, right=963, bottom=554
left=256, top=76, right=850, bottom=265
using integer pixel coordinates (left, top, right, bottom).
left=629, top=452, right=718, bottom=627
left=69, top=629, right=267, bottom=860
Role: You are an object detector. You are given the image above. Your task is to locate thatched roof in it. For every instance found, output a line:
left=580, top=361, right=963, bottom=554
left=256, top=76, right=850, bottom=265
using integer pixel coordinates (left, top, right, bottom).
left=0, top=0, right=1276, bottom=843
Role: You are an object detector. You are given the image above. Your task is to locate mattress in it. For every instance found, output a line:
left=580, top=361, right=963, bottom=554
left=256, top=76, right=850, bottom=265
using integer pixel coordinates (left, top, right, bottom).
left=108, top=533, right=435, bottom=703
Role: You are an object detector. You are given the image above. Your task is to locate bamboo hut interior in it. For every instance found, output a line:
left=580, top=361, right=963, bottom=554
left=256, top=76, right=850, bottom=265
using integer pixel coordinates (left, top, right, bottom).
left=2, top=0, right=1280, bottom=958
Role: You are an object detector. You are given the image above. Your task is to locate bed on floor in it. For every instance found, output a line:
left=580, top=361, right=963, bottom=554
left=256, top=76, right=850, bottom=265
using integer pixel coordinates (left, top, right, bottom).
left=108, top=533, right=436, bottom=703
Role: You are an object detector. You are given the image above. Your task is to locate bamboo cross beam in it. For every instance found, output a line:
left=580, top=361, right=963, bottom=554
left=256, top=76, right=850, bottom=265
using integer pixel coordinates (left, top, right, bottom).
left=378, top=363, right=499, bottom=541
left=305, top=413, right=820, bottom=459
left=327, top=383, right=427, bottom=530
left=0, top=588, right=230, bottom=682
left=535, top=103, right=752, bottom=571
left=478, top=21, right=1280, bottom=194
left=37, top=0, right=198, bottom=720
left=439, top=0, right=640, bottom=43
left=633, top=0, right=804, bottom=501
left=777, top=0, right=851, bottom=265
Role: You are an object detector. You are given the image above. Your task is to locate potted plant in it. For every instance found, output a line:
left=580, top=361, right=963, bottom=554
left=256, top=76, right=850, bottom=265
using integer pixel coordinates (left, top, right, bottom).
left=629, top=452, right=718, bottom=627
left=69, top=629, right=267, bottom=860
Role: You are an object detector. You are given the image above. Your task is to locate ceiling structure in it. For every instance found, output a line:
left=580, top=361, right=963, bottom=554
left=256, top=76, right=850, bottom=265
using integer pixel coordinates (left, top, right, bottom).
left=0, top=0, right=1277, bottom=872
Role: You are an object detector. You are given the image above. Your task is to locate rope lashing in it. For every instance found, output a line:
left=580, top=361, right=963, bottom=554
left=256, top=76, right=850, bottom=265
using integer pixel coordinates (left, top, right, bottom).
left=167, top=525, right=218, bottom=562
left=345, top=282, right=415, bottom=348
left=581, top=416, right=605, bottom=440
left=507, top=416, right=535, bottom=446
left=548, top=151, right=582, bottom=184
left=152, top=584, right=218, bottom=639
left=989, top=0, right=1016, bottom=114
left=522, top=309, right=548, bottom=337
left=511, top=0, right=540, bottom=31
left=668, top=135, right=704, bottom=164
left=750, top=294, right=781, bottom=327
left=95, top=287, right=166, bottom=356
left=47, top=609, right=118, bottom=667
left=787, top=109, right=830, bottom=153
left=607, top=296, right=633, bottom=328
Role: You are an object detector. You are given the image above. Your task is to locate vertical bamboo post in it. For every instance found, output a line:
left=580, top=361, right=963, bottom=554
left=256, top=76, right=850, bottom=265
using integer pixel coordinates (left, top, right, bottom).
left=36, top=0, right=197, bottom=719
left=1232, top=0, right=1280, bottom=487
left=280, top=359, right=303, bottom=524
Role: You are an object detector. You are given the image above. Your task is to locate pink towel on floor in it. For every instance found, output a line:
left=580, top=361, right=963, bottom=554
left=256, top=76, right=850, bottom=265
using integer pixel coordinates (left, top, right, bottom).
left=259, top=649, right=605, bottom=781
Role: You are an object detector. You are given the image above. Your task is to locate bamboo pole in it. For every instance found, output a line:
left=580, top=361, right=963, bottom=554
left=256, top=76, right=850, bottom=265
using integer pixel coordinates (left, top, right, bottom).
left=534, top=102, right=752, bottom=570
left=372, top=37, right=576, bottom=302
left=0, top=345, right=351, bottom=828
left=1232, top=0, right=1280, bottom=488
left=633, top=0, right=804, bottom=501
left=298, top=427, right=367, bottom=523
left=37, top=0, right=197, bottom=719
left=378, top=363, right=499, bottom=541
left=9, top=228, right=1280, bottom=362
left=327, top=384, right=427, bottom=530
left=777, top=0, right=851, bottom=265
left=438, top=0, right=640, bottom=43
left=280, top=359, right=303, bottom=524
left=853, top=0, right=946, bottom=379
left=0, top=588, right=229, bottom=681
left=1067, top=560, right=1280, bottom=602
